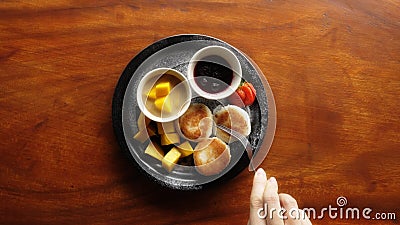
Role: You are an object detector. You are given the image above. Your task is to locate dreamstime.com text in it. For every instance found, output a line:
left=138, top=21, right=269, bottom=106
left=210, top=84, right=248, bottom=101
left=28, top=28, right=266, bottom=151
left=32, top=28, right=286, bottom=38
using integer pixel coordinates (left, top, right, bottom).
left=258, top=196, right=396, bottom=221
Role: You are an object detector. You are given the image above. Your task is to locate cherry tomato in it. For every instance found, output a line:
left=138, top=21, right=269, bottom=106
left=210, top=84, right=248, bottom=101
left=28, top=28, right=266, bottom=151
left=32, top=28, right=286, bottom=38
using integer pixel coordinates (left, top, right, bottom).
left=241, top=85, right=255, bottom=106
left=244, top=83, right=256, bottom=97
left=229, top=82, right=257, bottom=106
left=228, top=89, right=245, bottom=106
left=236, top=88, right=246, bottom=102
left=243, top=82, right=256, bottom=105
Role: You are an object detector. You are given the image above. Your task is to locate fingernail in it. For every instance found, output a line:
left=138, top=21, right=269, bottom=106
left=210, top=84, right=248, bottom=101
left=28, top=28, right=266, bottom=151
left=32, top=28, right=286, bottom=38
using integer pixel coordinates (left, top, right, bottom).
left=269, top=177, right=277, bottom=184
left=256, top=168, right=265, bottom=177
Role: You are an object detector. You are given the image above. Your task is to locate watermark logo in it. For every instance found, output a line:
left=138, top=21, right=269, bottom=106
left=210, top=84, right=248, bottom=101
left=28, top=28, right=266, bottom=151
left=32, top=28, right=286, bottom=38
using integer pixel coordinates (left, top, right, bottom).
left=258, top=196, right=397, bottom=221
left=336, top=196, right=347, bottom=207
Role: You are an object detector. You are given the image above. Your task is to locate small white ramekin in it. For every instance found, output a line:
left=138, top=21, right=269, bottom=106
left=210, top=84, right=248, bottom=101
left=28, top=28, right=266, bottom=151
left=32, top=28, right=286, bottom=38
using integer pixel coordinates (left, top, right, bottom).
left=136, top=68, right=191, bottom=122
left=187, top=46, right=242, bottom=100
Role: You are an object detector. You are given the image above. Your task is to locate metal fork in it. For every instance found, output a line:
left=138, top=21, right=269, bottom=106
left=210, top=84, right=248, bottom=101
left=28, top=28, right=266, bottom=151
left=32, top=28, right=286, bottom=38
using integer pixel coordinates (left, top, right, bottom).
left=216, top=125, right=256, bottom=172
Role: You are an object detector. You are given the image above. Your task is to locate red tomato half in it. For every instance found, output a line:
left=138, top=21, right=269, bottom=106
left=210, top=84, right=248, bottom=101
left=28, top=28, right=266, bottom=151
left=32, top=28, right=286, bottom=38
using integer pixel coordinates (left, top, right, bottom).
left=228, top=82, right=257, bottom=106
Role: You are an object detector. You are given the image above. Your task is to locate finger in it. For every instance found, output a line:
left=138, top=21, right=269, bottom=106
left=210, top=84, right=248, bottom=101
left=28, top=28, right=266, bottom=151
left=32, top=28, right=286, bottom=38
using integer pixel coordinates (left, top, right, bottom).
left=279, top=193, right=301, bottom=225
left=249, top=168, right=267, bottom=225
left=263, top=177, right=284, bottom=225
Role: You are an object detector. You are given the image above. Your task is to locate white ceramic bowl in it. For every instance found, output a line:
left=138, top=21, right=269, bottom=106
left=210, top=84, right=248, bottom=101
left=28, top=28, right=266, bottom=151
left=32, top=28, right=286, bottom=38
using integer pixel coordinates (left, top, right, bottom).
left=136, top=68, right=191, bottom=122
left=187, top=46, right=242, bottom=100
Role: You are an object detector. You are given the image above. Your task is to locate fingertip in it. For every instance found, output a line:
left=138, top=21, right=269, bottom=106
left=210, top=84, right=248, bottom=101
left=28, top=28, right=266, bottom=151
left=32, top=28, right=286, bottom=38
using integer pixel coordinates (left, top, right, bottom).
left=279, top=193, right=298, bottom=208
left=253, top=168, right=267, bottom=185
left=268, top=176, right=277, bottom=184
left=255, top=168, right=265, bottom=177
left=265, top=176, right=278, bottom=193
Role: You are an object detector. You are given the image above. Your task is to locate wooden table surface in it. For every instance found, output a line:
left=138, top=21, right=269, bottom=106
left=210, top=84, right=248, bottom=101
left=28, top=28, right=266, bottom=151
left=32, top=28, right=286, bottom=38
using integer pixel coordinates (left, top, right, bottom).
left=1, top=1, right=399, bottom=224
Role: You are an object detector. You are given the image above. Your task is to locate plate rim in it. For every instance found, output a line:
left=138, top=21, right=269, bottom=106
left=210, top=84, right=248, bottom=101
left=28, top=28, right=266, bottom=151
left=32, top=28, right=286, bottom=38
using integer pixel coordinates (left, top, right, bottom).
left=112, top=34, right=275, bottom=190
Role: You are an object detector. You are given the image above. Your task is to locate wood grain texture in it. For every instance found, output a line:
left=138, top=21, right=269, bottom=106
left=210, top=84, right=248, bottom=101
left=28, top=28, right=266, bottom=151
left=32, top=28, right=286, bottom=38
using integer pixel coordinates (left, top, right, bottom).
left=1, top=0, right=399, bottom=224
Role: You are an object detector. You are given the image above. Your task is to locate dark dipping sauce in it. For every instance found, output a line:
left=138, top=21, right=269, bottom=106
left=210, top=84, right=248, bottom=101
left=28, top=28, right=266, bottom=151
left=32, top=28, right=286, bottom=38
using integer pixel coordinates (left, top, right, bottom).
left=194, top=55, right=234, bottom=94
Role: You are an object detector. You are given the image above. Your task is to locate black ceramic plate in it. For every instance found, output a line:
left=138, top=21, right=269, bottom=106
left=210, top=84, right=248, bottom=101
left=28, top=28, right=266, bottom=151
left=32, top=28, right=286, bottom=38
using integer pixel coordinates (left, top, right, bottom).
left=112, top=34, right=275, bottom=190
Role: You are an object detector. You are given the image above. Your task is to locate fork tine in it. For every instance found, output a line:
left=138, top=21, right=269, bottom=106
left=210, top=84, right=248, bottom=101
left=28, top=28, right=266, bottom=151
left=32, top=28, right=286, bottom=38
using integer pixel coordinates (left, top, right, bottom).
left=217, top=125, right=253, bottom=160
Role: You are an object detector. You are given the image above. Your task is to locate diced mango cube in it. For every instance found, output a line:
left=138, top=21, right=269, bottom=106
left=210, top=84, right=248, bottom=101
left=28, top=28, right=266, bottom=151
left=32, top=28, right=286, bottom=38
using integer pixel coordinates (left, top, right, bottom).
left=154, top=96, right=171, bottom=113
left=133, top=129, right=149, bottom=143
left=137, top=112, right=151, bottom=131
left=162, top=147, right=181, bottom=172
left=156, top=82, right=170, bottom=97
left=157, top=121, right=176, bottom=135
left=160, top=133, right=180, bottom=146
left=177, top=141, right=194, bottom=158
left=147, top=87, right=157, bottom=100
left=144, top=142, right=164, bottom=161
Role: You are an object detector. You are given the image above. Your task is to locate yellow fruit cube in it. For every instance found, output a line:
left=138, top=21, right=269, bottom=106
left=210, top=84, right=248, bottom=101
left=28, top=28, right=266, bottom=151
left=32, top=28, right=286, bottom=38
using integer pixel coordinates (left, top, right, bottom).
left=160, top=133, right=180, bottom=146
left=154, top=96, right=171, bottom=113
left=144, top=142, right=164, bottom=161
left=177, top=141, right=194, bottom=158
left=157, top=121, right=176, bottom=135
left=147, top=87, right=157, bottom=100
left=162, top=147, right=181, bottom=172
left=156, top=82, right=170, bottom=97
left=133, top=129, right=149, bottom=143
left=137, top=112, right=151, bottom=131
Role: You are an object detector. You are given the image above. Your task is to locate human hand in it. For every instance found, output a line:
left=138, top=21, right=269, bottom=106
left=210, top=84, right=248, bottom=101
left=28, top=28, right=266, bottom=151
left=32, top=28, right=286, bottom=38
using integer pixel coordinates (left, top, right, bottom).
left=248, top=168, right=312, bottom=225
